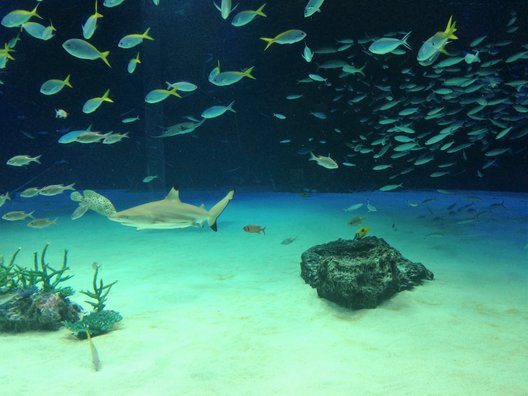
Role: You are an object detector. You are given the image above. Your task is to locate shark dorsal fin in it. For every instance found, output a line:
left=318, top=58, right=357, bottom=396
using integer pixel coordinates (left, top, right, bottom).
left=165, top=186, right=181, bottom=202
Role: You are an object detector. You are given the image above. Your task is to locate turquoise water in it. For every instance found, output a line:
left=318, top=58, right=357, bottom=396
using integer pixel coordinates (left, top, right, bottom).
left=0, top=190, right=526, bottom=395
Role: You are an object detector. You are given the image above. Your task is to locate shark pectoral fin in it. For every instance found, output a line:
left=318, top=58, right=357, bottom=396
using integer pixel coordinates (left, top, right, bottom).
left=207, top=190, right=235, bottom=232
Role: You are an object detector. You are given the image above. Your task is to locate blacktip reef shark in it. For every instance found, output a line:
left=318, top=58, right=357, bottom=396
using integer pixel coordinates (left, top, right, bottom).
left=107, top=186, right=235, bottom=231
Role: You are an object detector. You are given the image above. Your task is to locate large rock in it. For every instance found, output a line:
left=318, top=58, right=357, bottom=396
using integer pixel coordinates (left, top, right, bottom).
left=300, top=236, right=434, bottom=309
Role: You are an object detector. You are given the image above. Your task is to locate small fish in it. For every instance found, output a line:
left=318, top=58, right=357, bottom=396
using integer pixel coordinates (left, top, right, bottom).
left=286, top=94, right=303, bottom=100
left=379, top=183, right=403, bottom=192
left=369, top=32, right=412, bottom=55
left=127, top=52, right=141, bottom=74
left=40, top=75, right=73, bottom=95
left=464, top=50, right=480, bottom=64
left=104, top=0, right=126, bottom=7
left=281, top=237, right=297, bottom=245
left=417, top=16, right=457, bottom=66
left=302, top=44, right=313, bottom=62
left=55, top=109, right=68, bottom=119
left=82, top=89, right=113, bottom=114
left=1, top=4, right=41, bottom=28
left=166, top=81, right=198, bottom=92
left=85, top=326, right=102, bottom=372
left=142, top=175, right=158, bottom=183
left=74, top=131, right=108, bottom=143
left=310, top=111, right=327, bottom=120
left=273, top=113, right=286, bottom=120
left=304, top=0, right=325, bottom=17
left=39, top=183, right=75, bottom=196
left=231, top=4, right=266, bottom=27
left=210, top=66, right=255, bottom=86
left=102, top=132, right=129, bottom=144
left=22, top=21, right=56, bottom=40
left=118, top=27, right=154, bottom=49
left=0, top=192, right=11, bottom=207
left=213, top=0, right=236, bottom=20
left=62, top=38, right=111, bottom=67
left=27, top=217, right=57, bottom=229
left=348, top=216, right=365, bottom=226
left=6, top=154, right=41, bottom=167
left=2, top=210, right=35, bottom=221
left=353, top=226, right=369, bottom=240
left=122, top=115, right=140, bottom=123
left=309, top=152, right=338, bottom=169
left=260, top=29, right=307, bottom=50
left=367, top=200, right=377, bottom=212
left=344, top=203, right=363, bottom=212
left=243, top=224, right=265, bottom=234
left=308, top=73, right=326, bottom=82
left=20, top=187, right=41, bottom=198
left=201, top=101, right=236, bottom=119
left=82, top=0, right=103, bottom=40
left=145, top=87, right=181, bottom=103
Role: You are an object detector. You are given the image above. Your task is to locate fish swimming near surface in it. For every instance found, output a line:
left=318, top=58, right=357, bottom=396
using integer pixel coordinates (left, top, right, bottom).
left=108, top=186, right=234, bottom=231
left=243, top=224, right=265, bottom=234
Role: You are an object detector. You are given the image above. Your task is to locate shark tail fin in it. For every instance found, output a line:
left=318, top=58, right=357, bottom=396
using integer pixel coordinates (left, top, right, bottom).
left=207, top=190, right=235, bottom=231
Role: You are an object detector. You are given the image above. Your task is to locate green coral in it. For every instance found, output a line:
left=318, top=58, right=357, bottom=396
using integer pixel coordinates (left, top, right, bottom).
left=64, top=310, right=122, bottom=339
left=80, top=263, right=117, bottom=312
left=64, top=263, right=121, bottom=339
left=0, top=244, right=74, bottom=297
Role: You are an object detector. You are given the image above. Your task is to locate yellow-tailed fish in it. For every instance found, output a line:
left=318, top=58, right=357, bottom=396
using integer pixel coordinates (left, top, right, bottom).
left=118, top=27, right=154, bottom=49
left=260, top=29, right=307, bottom=50
left=1, top=4, right=41, bottom=28
left=63, top=38, right=111, bottom=67
left=201, top=101, right=236, bottom=119
left=417, top=16, right=458, bottom=66
left=231, top=4, right=266, bottom=27
left=22, top=21, right=55, bottom=40
left=145, top=87, right=181, bottom=104
left=127, top=52, right=140, bottom=74
left=210, top=66, right=255, bottom=86
left=82, top=0, right=103, bottom=40
left=82, top=89, right=113, bottom=114
left=40, top=74, right=72, bottom=95
left=165, top=81, right=197, bottom=92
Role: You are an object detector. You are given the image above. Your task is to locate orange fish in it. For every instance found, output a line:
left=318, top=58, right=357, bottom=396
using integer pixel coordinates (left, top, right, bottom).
left=243, top=224, right=265, bottom=234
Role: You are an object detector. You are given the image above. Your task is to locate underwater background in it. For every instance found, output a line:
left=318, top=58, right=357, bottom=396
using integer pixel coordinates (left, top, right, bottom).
left=0, top=0, right=527, bottom=193
left=0, top=1, right=527, bottom=395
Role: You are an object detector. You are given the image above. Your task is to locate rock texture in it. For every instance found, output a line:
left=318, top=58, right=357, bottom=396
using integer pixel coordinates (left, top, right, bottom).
left=0, top=287, right=81, bottom=332
left=300, top=236, right=434, bottom=309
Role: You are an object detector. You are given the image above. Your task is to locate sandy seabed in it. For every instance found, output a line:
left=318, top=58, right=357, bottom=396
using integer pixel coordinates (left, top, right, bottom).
left=0, top=190, right=527, bottom=396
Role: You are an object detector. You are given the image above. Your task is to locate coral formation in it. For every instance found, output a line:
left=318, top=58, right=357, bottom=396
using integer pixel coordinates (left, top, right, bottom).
left=64, top=263, right=122, bottom=339
left=0, top=244, right=81, bottom=332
